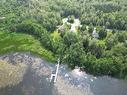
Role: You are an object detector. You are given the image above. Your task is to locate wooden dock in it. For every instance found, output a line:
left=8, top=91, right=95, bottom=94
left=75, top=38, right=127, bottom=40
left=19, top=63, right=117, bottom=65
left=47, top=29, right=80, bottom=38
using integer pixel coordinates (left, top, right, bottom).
left=50, top=58, right=60, bottom=83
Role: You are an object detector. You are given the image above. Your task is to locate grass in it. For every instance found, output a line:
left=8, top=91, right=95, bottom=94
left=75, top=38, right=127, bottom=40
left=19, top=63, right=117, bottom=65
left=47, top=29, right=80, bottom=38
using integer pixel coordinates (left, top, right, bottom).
left=0, top=31, right=56, bottom=62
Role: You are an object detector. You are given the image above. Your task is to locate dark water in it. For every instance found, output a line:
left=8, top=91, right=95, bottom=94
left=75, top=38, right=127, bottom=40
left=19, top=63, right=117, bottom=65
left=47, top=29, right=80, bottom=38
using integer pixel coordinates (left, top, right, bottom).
left=90, top=76, right=127, bottom=95
left=0, top=65, right=57, bottom=95
left=58, top=65, right=127, bottom=95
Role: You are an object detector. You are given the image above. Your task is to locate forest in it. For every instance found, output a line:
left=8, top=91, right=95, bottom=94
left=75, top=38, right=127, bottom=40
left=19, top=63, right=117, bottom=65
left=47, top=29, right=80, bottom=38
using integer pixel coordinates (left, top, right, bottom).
left=0, top=0, right=127, bottom=79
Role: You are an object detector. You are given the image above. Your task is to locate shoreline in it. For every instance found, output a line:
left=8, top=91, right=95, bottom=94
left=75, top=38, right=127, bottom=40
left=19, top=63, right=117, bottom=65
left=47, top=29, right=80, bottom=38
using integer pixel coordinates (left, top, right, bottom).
left=0, top=52, right=93, bottom=95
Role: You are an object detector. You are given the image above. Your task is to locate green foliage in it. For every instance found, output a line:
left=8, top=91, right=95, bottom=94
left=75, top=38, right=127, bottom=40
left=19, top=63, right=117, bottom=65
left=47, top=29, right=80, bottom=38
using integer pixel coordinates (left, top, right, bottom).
left=63, top=32, right=80, bottom=47
left=105, top=32, right=117, bottom=50
left=80, top=24, right=87, bottom=32
left=112, top=43, right=127, bottom=56
left=93, top=3, right=122, bottom=13
left=0, top=32, right=55, bottom=61
left=94, top=58, right=121, bottom=76
left=88, top=25, right=94, bottom=34
left=82, top=35, right=89, bottom=51
left=50, top=31, right=65, bottom=54
left=116, top=32, right=127, bottom=42
left=82, top=54, right=97, bottom=73
left=88, top=39, right=105, bottom=58
left=98, top=27, right=107, bottom=39
left=64, top=43, right=85, bottom=69
left=14, top=20, right=45, bottom=37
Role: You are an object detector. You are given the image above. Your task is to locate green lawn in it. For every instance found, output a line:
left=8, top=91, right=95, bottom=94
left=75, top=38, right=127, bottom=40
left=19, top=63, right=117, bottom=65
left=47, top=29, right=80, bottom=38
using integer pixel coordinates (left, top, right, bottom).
left=0, top=31, right=56, bottom=62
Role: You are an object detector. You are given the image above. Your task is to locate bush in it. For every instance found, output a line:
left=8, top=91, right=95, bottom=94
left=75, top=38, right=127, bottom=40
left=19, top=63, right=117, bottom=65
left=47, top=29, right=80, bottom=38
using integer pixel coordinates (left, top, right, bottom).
left=98, top=27, right=107, bottom=39
left=15, top=20, right=46, bottom=38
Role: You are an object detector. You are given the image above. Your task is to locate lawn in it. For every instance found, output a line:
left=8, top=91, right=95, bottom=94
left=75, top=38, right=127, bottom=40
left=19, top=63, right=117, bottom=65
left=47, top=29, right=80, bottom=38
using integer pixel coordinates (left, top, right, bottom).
left=0, top=31, right=56, bottom=62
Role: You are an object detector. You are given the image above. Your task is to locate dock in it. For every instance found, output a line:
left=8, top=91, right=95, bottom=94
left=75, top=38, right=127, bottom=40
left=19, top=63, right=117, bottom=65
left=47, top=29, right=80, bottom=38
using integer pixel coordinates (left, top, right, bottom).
left=50, top=58, right=60, bottom=83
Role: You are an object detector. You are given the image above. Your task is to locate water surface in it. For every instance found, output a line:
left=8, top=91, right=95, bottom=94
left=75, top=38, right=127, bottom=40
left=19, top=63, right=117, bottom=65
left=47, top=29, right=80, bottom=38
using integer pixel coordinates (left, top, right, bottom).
left=0, top=53, right=127, bottom=95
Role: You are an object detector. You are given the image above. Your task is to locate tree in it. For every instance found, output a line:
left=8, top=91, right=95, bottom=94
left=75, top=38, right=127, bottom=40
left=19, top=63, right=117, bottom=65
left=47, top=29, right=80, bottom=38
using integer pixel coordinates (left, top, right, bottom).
left=112, top=43, right=127, bottom=56
left=105, top=32, right=118, bottom=50
left=15, top=19, right=46, bottom=38
left=50, top=31, right=65, bottom=54
left=98, top=27, right=107, bottom=39
left=82, top=53, right=97, bottom=73
left=39, top=12, right=62, bottom=32
left=112, top=56, right=124, bottom=77
left=94, top=57, right=120, bottom=76
left=63, top=32, right=80, bottom=47
left=88, top=24, right=94, bottom=34
left=63, top=43, right=85, bottom=69
left=105, top=36, right=115, bottom=50
left=80, top=24, right=87, bottom=32
left=89, top=39, right=105, bottom=58
left=116, top=32, right=127, bottom=42
left=82, top=35, right=89, bottom=51
left=40, top=32, right=52, bottom=51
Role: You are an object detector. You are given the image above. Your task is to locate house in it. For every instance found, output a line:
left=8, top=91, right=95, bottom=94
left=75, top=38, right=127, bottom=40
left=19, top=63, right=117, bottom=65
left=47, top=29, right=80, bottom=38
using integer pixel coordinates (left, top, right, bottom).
left=0, top=17, right=5, bottom=20
left=59, top=17, right=82, bottom=33
left=92, top=28, right=99, bottom=38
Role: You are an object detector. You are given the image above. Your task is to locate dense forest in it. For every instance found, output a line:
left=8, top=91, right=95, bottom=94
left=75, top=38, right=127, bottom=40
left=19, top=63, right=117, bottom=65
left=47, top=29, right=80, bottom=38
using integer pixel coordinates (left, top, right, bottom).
left=0, top=0, right=127, bottom=79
